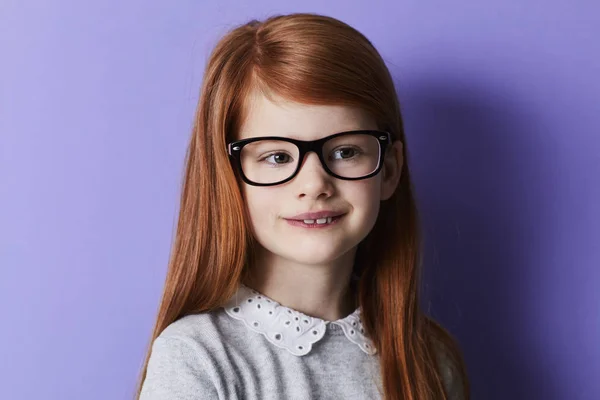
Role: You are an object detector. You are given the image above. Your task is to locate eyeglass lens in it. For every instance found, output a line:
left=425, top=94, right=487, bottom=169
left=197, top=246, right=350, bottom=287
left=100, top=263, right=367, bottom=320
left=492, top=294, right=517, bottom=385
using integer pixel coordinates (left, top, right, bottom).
left=239, top=133, right=381, bottom=184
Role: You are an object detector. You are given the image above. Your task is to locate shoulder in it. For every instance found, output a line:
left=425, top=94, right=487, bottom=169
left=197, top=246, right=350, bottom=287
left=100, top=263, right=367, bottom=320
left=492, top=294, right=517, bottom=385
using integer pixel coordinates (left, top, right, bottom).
left=149, top=311, right=229, bottom=370
left=429, top=322, right=469, bottom=400
left=433, top=339, right=465, bottom=400
left=158, top=311, right=222, bottom=342
left=139, top=312, right=223, bottom=400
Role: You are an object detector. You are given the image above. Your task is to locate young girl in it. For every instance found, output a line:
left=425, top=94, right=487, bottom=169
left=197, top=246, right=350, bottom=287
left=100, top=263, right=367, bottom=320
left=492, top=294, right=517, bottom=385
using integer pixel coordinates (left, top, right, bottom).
left=136, top=12, right=469, bottom=400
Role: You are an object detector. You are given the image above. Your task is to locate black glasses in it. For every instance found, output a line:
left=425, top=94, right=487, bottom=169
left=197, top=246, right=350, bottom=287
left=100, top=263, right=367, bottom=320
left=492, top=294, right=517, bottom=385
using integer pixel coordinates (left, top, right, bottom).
left=227, top=130, right=392, bottom=187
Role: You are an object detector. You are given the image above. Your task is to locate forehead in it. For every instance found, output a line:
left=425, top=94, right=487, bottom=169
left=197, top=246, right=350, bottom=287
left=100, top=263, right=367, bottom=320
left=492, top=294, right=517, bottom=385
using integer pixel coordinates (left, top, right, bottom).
left=238, top=89, right=377, bottom=140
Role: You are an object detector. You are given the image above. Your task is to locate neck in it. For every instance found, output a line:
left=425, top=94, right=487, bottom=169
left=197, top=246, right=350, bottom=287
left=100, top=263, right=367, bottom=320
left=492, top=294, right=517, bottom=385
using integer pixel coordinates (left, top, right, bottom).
left=241, top=245, right=358, bottom=322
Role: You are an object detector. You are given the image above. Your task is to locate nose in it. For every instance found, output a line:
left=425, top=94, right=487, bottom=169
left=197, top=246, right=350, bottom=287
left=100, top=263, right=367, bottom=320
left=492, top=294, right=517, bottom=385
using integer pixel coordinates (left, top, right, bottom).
left=293, top=151, right=334, bottom=199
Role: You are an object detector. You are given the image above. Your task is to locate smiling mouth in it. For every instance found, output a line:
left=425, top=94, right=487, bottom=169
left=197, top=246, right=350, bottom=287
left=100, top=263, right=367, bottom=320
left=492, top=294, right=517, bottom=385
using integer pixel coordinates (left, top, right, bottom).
left=284, top=214, right=345, bottom=228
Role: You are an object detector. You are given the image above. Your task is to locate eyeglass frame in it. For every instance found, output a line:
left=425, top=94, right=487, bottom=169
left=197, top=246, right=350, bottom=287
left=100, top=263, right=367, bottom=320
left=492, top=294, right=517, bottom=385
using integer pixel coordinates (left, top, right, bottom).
left=227, top=129, right=393, bottom=187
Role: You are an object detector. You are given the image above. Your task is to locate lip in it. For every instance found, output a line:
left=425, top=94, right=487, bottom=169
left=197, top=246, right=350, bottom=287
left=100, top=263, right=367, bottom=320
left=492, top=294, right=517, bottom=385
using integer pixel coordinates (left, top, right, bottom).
left=286, top=210, right=346, bottom=220
left=285, top=214, right=344, bottom=229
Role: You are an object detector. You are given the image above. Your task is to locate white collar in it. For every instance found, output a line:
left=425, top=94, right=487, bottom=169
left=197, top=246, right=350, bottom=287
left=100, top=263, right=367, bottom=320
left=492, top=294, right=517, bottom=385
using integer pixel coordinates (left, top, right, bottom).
left=222, top=283, right=377, bottom=357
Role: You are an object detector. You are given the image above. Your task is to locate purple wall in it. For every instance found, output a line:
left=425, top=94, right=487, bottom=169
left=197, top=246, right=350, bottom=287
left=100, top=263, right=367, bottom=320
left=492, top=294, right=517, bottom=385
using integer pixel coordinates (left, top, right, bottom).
left=2, top=1, right=598, bottom=399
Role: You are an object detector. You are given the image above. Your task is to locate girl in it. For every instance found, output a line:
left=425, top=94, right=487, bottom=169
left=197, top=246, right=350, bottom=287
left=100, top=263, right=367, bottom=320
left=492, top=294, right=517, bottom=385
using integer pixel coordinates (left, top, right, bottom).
left=136, top=12, right=469, bottom=400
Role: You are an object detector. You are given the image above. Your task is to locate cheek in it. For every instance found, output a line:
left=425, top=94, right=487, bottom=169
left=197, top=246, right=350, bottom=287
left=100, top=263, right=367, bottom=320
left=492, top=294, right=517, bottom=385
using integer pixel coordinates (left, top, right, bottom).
left=242, top=186, right=280, bottom=221
left=343, top=177, right=380, bottom=207
left=342, top=179, right=382, bottom=230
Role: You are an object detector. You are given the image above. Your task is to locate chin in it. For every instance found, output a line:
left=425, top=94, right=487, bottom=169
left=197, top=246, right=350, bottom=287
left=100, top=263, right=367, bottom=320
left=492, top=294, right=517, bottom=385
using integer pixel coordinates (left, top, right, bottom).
left=288, top=253, right=340, bottom=265
left=285, top=242, right=358, bottom=265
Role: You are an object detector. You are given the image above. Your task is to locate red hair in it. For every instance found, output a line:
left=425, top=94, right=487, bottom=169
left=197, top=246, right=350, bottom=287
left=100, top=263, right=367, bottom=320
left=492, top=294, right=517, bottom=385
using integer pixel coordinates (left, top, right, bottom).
left=135, top=12, right=469, bottom=400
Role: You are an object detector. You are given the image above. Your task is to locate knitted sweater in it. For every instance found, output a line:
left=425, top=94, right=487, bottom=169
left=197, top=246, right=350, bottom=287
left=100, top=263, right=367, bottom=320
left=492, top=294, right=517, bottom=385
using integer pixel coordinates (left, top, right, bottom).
left=139, top=284, right=464, bottom=399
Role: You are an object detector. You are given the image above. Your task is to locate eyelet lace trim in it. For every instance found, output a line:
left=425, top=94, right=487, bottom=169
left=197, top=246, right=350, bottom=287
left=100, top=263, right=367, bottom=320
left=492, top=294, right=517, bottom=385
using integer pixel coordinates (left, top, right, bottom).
left=223, top=283, right=377, bottom=356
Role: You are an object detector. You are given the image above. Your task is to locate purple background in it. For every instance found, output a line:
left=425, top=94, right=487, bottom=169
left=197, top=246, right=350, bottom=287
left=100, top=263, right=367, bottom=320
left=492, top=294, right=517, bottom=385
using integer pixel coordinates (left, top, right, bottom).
left=2, top=1, right=598, bottom=399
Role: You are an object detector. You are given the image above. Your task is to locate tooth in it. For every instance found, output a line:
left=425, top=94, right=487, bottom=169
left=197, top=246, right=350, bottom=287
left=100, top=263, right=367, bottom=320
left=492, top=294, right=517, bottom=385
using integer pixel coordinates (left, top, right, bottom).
left=303, top=219, right=315, bottom=224
left=327, top=217, right=332, bottom=223
left=316, top=218, right=327, bottom=224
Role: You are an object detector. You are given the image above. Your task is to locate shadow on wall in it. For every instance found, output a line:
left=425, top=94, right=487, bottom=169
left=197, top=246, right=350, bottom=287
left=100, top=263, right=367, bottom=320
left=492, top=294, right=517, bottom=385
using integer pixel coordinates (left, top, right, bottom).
left=400, top=76, right=563, bottom=400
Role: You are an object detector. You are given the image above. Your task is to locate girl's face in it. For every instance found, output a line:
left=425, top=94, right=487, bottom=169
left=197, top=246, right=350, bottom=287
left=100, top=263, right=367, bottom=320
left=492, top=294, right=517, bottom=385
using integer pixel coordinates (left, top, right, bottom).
left=236, top=90, right=403, bottom=266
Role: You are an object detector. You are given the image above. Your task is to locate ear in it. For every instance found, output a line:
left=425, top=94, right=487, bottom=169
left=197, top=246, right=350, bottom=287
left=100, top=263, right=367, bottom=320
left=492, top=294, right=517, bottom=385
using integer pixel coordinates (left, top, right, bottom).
left=380, top=140, right=404, bottom=201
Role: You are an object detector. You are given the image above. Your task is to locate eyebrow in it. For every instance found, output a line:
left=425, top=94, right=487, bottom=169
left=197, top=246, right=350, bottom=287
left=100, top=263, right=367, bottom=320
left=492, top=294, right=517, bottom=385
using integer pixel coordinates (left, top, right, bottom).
left=240, top=128, right=371, bottom=141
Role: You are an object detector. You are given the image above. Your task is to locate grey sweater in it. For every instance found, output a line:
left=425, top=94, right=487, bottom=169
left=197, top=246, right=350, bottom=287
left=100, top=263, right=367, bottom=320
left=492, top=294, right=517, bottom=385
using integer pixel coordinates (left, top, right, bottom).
left=139, top=284, right=463, bottom=399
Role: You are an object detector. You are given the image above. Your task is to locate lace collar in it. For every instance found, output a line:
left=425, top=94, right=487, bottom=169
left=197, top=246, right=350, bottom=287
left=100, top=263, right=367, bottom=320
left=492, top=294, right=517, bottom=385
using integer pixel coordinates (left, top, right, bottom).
left=222, top=283, right=377, bottom=357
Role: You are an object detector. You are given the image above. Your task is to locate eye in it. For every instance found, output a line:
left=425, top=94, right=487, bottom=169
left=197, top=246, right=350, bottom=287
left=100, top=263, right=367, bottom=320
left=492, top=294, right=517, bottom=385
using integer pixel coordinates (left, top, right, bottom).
left=331, top=147, right=360, bottom=160
left=260, top=152, right=293, bottom=165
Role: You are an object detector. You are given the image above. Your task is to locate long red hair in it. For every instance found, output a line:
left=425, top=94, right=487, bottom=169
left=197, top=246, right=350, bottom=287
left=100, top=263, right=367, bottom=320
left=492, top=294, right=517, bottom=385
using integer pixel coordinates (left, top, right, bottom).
left=135, top=12, right=469, bottom=400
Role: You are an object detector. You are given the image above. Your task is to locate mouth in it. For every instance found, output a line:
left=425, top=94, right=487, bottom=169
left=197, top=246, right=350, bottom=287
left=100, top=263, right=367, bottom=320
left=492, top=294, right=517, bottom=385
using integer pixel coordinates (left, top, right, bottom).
left=284, top=214, right=346, bottom=228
